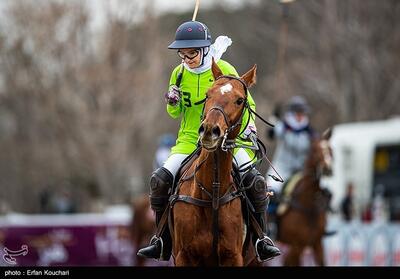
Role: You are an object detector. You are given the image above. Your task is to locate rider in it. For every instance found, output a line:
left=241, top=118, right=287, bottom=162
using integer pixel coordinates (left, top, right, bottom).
left=266, top=95, right=314, bottom=195
left=266, top=96, right=334, bottom=235
left=153, top=133, right=176, bottom=170
left=137, top=20, right=280, bottom=262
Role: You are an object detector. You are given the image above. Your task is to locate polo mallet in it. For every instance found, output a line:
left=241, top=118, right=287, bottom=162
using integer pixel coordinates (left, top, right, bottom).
left=175, top=0, right=201, bottom=87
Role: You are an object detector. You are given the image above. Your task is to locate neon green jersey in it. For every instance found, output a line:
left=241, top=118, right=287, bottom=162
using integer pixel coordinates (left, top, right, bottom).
left=167, top=59, right=256, bottom=156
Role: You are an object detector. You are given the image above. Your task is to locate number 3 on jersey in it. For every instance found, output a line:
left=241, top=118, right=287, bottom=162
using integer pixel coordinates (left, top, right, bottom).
left=182, top=92, right=192, bottom=107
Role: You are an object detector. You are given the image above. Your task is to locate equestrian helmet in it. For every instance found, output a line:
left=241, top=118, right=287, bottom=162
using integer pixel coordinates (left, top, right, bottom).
left=168, top=21, right=212, bottom=49
left=287, top=96, right=311, bottom=114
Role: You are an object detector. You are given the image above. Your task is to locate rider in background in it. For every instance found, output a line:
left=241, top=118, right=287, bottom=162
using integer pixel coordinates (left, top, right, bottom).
left=266, top=96, right=334, bottom=236
left=137, top=20, right=280, bottom=262
left=266, top=96, right=314, bottom=195
left=153, top=134, right=176, bottom=170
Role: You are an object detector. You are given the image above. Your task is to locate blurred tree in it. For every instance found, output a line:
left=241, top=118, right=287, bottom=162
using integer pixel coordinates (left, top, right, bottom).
left=0, top=0, right=399, bottom=212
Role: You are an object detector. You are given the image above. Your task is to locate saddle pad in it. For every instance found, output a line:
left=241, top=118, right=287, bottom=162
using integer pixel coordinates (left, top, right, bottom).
left=277, top=172, right=303, bottom=216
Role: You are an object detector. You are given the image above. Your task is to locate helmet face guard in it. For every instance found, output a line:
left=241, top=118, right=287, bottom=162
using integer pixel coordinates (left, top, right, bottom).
left=168, top=21, right=212, bottom=49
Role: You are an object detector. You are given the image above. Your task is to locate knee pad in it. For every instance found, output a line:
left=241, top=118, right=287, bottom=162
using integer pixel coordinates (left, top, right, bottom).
left=244, top=168, right=269, bottom=213
left=150, top=167, right=173, bottom=212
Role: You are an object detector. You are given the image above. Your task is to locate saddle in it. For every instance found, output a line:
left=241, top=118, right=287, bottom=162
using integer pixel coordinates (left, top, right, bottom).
left=276, top=172, right=303, bottom=216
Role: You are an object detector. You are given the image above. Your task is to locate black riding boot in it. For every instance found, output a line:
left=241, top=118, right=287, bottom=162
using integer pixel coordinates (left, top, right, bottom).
left=243, top=168, right=281, bottom=262
left=137, top=167, right=173, bottom=261
left=253, top=212, right=281, bottom=262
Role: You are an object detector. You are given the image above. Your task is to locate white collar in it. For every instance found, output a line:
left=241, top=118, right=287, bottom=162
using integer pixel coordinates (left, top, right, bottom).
left=183, top=36, right=232, bottom=74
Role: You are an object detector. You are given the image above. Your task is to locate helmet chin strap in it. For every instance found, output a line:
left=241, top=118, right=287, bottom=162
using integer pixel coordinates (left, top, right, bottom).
left=199, top=47, right=209, bottom=67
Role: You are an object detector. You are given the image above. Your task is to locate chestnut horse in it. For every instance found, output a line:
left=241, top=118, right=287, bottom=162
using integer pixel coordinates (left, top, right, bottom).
left=276, top=129, right=333, bottom=266
left=131, top=194, right=156, bottom=266
left=169, top=60, right=258, bottom=266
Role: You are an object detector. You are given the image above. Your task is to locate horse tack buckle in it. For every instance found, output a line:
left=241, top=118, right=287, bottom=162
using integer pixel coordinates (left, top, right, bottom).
left=221, top=131, right=228, bottom=152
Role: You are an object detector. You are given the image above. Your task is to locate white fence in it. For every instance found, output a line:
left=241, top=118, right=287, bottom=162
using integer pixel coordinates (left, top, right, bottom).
left=266, top=217, right=400, bottom=266
left=323, top=220, right=400, bottom=266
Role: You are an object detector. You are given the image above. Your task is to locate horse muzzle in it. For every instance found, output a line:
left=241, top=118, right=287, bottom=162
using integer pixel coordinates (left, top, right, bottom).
left=198, top=122, right=223, bottom=151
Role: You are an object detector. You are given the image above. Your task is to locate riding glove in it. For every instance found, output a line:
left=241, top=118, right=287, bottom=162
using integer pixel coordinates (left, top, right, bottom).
left=243, top=123, right=258, bottom=147
left=165, top=85, right=181, bottom=106
left=243, top=123, right=257, bottom=138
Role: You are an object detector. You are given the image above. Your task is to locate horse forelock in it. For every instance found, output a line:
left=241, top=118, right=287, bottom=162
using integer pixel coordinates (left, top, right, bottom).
left=319, top=139, right=333, bottom=171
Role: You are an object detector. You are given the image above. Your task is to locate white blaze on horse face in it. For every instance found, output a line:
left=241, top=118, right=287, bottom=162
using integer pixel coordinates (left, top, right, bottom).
left=220, top=83, right=233, bottom=95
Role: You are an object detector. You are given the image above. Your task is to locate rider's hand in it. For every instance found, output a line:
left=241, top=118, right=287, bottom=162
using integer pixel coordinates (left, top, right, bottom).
left=243, top=123, right=258, bottom=148
left=164, top=85, right=181, bottom=106
left=243, top=123, right=257, bottom=139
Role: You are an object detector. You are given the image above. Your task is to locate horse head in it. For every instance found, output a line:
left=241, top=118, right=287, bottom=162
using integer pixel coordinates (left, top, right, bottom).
left=198, top=59, right=257, bottom=151
left=312, top=128, right=333, bottom=177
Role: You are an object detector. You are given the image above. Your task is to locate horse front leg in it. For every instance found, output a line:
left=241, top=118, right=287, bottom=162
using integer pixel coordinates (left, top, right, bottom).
left=312, top=240, right=325, bottom=266
left=220, top=252, right=243, bottom=266
left=174, top=250, right=201, bottom=267
left=284, top=245, right=303, bottom=266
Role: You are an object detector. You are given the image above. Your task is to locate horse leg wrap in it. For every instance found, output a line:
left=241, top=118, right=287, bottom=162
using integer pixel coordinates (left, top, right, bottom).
left=150, top=167, right=173, bottom=223
left=243, top=168, right=269, bottom=213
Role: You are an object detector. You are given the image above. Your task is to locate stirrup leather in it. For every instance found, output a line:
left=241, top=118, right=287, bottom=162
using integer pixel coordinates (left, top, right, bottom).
left=255, top=235, right=276, bottom=263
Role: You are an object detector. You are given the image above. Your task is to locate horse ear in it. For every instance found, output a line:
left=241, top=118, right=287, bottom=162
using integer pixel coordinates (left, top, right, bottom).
left=211, top=58, right=223, bottom=79
left=322, top=127, right=332, bottom=140
left=241, top=64, right=257, bottom=88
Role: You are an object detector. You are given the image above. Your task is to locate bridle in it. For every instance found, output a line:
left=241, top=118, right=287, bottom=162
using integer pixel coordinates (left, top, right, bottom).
left=202, top=75, right=248, bottom=152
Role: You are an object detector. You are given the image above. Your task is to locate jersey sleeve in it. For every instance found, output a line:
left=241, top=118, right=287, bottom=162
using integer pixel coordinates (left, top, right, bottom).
left=166, top=65, right=183, bottom=119
left=245, top=92, right=256, bottom=129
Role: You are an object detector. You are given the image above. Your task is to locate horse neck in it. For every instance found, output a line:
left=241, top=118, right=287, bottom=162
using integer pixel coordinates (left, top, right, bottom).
left=196, top=148, right=233, bottom=195
left=297, top=154, right=321, bottom=206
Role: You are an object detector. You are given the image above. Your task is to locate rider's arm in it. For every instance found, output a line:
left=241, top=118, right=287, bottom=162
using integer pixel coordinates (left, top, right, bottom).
left=246, top=93, right=256, bottom=129
left=274, top=121, right=285, bottom=140
left=166, top=67, right=183, bottom=119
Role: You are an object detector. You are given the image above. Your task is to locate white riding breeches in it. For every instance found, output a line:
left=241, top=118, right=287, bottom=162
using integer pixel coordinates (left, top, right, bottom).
left=163, top=148, right=253, bottom=179
left=163, top=154, right=189, bottom=178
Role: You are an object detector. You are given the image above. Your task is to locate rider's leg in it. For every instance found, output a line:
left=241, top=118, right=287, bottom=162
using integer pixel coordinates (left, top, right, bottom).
left=243, top=168, right=281, bottom=262
left=234, top=149, right=281, bottom=262
left=137, top=154, right=188, bottom=260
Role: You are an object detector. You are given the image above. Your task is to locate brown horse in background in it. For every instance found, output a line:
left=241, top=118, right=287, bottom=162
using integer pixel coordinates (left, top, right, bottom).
left=170, top=60, right=258, bottom=266
left=276, top=129, right=333, bottom=266
left=131, top=194, right=156, bottom=266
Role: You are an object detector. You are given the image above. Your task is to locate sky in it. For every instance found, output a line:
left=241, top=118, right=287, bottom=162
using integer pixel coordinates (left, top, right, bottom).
left=86, top=0, right=261, bottom=30
left=0, top=0, right=261, bottom=33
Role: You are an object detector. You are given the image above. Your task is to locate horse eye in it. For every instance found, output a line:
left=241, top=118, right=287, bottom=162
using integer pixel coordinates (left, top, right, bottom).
left=236, top=98, right=244, bottom=105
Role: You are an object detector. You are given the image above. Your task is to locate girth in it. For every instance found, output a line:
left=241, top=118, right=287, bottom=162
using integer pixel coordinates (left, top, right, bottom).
left=169, top=184, right=242, bottom=208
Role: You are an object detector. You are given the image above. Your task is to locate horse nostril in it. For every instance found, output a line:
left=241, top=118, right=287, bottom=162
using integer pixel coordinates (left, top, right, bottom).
left=211, top=126, right=221, bottom=139
left=198, top=125, right=205, bottom=137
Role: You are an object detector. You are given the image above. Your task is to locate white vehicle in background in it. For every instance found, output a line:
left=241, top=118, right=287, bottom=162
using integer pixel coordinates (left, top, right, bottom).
left=323, top=117, right=400, bottom=222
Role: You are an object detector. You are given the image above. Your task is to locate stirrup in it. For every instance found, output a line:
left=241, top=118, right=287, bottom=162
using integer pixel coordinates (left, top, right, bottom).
left=149, top=235, right=164, bottom=261
left=255, top=235, right=277, bottom=263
